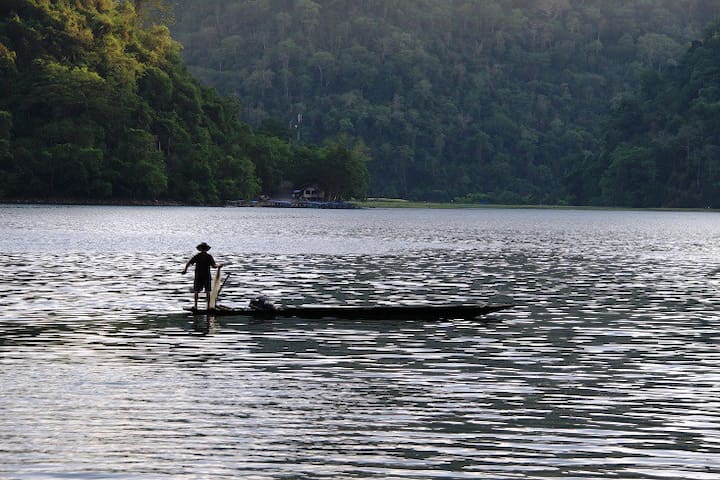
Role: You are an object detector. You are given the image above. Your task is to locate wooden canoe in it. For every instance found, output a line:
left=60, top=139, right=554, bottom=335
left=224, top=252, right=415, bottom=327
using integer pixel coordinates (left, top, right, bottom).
left=183, top=303, right=514, bottom=320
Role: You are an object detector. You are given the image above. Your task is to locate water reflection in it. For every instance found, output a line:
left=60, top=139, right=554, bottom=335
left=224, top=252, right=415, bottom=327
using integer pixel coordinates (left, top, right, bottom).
left=1, top=206, right=720, bottom=479
left=192, top=315, right=215, bottom=334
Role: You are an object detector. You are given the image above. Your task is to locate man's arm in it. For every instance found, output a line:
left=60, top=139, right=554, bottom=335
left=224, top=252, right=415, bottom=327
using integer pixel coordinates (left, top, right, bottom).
left=182, top=256, right=195, bottom=274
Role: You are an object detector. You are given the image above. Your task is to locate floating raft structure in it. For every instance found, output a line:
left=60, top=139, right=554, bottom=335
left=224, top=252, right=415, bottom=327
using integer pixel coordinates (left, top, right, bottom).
left=184, top=299, right=514, bottom=321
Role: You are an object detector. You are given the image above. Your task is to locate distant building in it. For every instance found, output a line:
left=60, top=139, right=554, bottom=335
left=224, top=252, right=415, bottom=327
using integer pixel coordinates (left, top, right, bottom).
left=292, top=185, right=324, bottom=202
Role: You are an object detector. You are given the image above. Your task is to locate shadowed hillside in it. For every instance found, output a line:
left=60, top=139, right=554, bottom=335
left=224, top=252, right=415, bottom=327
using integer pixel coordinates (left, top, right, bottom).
left=172, top=0, right=720, bottom=206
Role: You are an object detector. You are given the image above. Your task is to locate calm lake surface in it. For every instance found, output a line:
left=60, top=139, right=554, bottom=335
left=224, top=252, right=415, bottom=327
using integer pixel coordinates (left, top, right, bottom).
left=1, top=204, right=720, bottom=479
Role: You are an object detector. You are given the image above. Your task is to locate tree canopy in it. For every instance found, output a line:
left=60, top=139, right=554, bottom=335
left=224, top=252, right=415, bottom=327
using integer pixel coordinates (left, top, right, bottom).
left=3, top=1, right=720, bottom=207
left=172, top=0, right=720, bottom=206
left=599, top=21, right=720, bottom=208
left=0, top=0, right=368, bottom=203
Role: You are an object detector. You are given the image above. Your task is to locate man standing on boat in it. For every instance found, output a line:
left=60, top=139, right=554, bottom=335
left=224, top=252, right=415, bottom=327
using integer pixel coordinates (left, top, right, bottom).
left=182, top=242, right=220, bottom=311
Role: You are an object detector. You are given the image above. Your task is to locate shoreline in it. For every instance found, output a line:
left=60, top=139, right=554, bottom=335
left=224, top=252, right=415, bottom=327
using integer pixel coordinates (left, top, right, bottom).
left=355, top=200, right=720, bottom=213
left=1, top=198, right=718, bottom=213
left=0, top=198, right=195, bottom=207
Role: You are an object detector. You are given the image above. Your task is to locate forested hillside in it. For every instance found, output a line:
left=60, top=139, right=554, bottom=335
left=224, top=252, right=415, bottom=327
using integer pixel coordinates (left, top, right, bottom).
left=0, top=0, right=369, bottom=203
left=600, top=22, right=720, bottom=208
left=172, top=0, right=720, bottom=206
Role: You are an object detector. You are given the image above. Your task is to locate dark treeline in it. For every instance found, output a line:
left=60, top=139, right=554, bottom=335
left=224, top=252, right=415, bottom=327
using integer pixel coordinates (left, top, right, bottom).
left=599, top=23, right=720, bottom=207
left=172, top=0, right=720, bottom=206
left=0, top=0, right=369, bottom=204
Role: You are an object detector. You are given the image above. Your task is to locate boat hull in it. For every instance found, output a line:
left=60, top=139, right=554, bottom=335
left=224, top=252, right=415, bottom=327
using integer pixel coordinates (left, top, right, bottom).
left=184, top=303, right=514, bottom=320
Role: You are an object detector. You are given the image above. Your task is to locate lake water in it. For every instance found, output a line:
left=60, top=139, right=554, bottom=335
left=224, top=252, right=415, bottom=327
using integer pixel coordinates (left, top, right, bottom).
left=1, top=204, right=720, bottom=479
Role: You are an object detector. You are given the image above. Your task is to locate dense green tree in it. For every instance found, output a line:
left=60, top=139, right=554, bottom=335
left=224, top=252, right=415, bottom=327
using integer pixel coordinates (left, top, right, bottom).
left=0, top=0, right=367, bottom=203
left=0, top=0, right=271, bottom=203
left=3, top=1, right=719, bottom=206
left=599, top=20, right=720, bottom=207
left=287, top=136, right=370, bottom=200
left=172, top=0, right=719, bottom=206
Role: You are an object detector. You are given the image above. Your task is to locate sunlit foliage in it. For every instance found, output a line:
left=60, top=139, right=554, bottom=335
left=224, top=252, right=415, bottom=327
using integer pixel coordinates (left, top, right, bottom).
left=0, top=0, right=368, bottom=203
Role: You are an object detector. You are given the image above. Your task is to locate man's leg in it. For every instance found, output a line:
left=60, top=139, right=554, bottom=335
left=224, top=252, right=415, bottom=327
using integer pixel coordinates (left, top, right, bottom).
left=204, top=276, right=212, bottom=310
left=194, top=292, right=199, bottom=310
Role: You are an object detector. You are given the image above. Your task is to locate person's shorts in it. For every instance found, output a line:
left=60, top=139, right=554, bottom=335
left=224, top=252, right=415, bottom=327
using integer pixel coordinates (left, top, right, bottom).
left=194, top=275, right=212, bottom=292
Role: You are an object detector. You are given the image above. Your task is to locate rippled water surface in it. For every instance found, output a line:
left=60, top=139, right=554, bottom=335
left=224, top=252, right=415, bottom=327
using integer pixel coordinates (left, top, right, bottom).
left=2, top=205, right=720, bottom=479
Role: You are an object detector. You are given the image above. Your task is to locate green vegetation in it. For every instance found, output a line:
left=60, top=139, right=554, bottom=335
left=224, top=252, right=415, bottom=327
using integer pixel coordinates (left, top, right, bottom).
left=172, top=0, right=720, bottom=207
left=599, top=23, right=720, bottom=207
left=0, top=0, right=368, bottom=203
left=3, top=1, right=720, bottom=207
